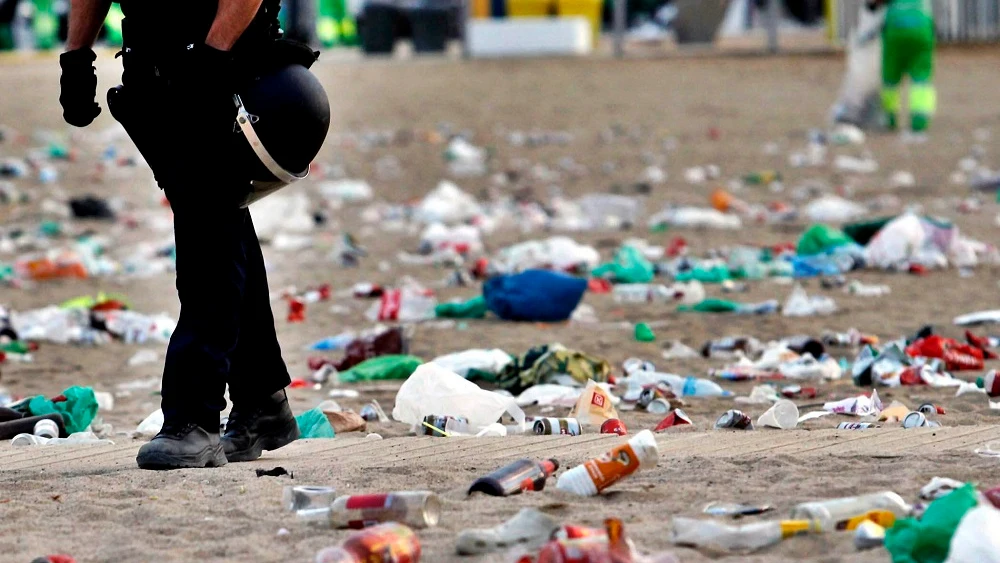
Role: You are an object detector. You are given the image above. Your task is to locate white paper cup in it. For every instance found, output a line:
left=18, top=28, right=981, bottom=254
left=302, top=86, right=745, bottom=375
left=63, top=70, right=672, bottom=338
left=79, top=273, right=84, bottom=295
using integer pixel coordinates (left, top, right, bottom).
left=757, top=399, right=799, bottom=430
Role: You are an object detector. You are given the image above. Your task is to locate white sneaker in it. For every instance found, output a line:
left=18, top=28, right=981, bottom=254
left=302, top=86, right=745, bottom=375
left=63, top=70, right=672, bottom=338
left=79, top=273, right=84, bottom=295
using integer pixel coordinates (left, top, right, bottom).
left=455, top=508, right=560, bottom=555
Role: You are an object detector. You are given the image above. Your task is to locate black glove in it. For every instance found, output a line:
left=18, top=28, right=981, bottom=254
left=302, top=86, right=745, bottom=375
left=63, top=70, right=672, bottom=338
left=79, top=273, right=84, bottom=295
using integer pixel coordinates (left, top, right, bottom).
left=59, top=48, right=101, bottom=127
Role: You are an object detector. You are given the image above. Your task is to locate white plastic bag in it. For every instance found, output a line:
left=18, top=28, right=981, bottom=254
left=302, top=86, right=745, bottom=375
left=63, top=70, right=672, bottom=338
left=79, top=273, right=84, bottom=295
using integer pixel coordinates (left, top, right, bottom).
left=430, top=349, right=513, bottom=379
left=945, top=505, right=1000, bottom=563
left=830, top=4, right=886, bottom=128
left=392, top=363, right=525, bottom=431
left=805, top=195, right=868, bottom=223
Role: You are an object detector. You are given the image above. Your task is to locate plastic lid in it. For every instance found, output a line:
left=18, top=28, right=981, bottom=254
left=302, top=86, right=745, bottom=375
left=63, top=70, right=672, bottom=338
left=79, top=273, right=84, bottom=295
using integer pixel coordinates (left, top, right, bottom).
left=627, top=429, right=660, bottom=469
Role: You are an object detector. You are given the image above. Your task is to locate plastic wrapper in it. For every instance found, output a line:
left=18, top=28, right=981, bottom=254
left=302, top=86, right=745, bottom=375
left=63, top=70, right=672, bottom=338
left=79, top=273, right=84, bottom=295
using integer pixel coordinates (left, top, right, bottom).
left=392, top=363, right=525, bottom=432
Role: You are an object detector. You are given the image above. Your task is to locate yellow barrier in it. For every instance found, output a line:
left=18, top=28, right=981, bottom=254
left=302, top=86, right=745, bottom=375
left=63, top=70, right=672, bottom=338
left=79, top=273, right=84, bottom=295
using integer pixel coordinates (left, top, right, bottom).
left=507, top=0, right=554, bottom=18
left=555, top=0, right=603, bottom=45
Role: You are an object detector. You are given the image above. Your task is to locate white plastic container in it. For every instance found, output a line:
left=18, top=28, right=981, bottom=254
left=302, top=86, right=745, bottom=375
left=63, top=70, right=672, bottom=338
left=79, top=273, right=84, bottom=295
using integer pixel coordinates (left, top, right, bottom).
left=556, top=429, right=659, bottom=496
left=790, top=491, right=910, bottom=529
left=33, top=418, right=58, bottom=439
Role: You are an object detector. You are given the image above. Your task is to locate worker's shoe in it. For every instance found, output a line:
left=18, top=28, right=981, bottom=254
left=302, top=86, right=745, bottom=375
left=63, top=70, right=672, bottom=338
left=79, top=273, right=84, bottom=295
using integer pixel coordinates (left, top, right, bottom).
left=136, top=422, right=227, bottom=470
left=222, top=389, right=299, bottom=462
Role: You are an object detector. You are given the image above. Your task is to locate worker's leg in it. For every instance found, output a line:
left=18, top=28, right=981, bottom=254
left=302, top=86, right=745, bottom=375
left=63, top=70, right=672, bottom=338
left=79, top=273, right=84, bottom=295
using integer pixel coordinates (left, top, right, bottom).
left=881, top=28, right=907, bottom=131
left=907, top=31, right=936, bottom=133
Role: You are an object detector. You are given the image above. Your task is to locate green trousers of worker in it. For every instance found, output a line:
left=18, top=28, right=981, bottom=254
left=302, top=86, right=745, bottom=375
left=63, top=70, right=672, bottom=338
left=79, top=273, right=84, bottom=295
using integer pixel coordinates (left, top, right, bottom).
left=881, top=18, right=936, bottom=132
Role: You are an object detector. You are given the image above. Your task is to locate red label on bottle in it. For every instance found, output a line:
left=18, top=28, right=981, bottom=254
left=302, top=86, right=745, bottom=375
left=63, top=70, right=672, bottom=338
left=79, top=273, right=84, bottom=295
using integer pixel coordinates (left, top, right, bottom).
left=378, top=290, right=401, bottom=321
left=345, top=494, right=391, bottom=510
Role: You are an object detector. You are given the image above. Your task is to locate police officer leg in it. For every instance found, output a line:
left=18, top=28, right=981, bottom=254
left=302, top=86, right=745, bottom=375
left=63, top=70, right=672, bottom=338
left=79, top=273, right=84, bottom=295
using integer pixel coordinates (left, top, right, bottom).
left=137, top=192, right=249, bottom=470
left=221, top=212, right=298, bottom=463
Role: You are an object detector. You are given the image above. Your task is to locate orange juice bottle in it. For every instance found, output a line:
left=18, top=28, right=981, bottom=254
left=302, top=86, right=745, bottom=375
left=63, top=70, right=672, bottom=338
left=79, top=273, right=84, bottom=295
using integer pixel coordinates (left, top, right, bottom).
left=555, top=429, right=659, bottom=496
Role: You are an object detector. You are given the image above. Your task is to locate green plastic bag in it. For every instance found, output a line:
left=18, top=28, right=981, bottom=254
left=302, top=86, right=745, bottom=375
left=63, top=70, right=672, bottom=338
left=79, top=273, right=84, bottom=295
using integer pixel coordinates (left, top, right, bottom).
left=885, top=484, right=979, bottom=563
left=27, top=386, right=98, bottom=434
left=295, top=408, right=335, bottom=439
left=675, top=265, right=730, bottom=283
left=338, top=355, right=423, bottom=383
left=634, top=323, right=655, bottom=342
left=435, top=295, right=488, bottom=319
left=677, top=298, right=741, bottom=313
left=797, top=224, right=855, bottom=256
left=591, top=246, right=654, bottom=284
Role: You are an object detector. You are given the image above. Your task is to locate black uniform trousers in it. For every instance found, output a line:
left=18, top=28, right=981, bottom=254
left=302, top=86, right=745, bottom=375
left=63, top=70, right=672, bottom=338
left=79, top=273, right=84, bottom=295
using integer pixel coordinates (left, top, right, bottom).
left=113, top=55, right=291, bottom=431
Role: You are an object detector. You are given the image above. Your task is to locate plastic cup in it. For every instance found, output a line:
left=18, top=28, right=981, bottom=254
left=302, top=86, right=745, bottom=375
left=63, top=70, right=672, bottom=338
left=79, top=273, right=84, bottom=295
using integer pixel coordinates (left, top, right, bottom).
left=757, top=400, right=799, bottom=430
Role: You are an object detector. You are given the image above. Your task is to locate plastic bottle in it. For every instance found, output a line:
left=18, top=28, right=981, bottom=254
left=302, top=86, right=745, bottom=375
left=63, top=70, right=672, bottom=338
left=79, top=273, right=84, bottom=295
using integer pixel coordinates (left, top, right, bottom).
left=283, top=486, right=338, bottom=512
left=366, top=290, right=437, bottom=322
left=308, top=332, right=357, bottom=351
left=468, top=459, right=559, bottom=496
left=847, top=281, right=891, bottom=297
left=556, top=429, right=659, bottom=496
left=671, top=517, right=816, bottom=552
left=612, top=284, right=673, bottom=303
left=700, top=336, right=759, bottom=359
left=314, top=522, right=420, bottom=563
left=33, top=419, right=58, bottom=439
left=298, top=491, right=440, bottom=529
left=790, top=492, right=910, bottom=528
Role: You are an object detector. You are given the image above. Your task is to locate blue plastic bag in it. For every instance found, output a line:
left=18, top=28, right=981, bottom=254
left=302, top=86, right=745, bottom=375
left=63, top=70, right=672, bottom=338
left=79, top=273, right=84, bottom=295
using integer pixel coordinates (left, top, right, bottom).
left=483, top=270, right=587, bottom=322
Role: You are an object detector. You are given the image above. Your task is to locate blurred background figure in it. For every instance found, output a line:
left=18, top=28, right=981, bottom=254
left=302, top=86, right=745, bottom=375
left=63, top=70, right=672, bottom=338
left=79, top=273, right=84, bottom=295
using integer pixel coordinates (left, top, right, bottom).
left=871, top=0, right=936, bottom=134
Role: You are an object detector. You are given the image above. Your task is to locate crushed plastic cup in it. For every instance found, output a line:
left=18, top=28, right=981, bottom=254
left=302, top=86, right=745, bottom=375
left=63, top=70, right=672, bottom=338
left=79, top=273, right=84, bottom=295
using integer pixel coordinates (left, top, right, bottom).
left=756, top=400, right=799, bottom=430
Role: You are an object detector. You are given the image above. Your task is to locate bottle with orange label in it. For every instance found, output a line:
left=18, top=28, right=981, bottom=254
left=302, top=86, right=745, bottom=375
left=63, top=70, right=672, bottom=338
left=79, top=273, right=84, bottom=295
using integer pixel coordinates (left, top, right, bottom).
left=555, top=429, right=659, bottom=496
left=314, top=522, right=421, bottom=563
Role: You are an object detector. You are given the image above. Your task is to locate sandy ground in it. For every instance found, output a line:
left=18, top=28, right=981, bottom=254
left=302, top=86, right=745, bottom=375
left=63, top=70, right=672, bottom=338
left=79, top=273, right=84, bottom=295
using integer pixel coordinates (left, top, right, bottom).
left=2, top=48, right=1000, bottom=562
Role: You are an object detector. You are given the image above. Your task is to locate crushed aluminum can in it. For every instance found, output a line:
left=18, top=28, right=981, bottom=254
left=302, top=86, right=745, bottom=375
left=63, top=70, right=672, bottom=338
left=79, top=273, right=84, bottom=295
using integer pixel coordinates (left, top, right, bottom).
left=715, top=409, right=754, bottom=430
left=781, top=385, right=817, bottom=399
left=645, top=398, right=672, bottom=415
left=421, top=414, right=467, bottom=436
left=837, top=422, right=880, bottom=430
left=854, top=520, right=885, bottom=551
left=902, top=411, right=941, bottom=429
left=533, top=417, right=583, bottom=436
left=917, top=402, right=945, bottom=415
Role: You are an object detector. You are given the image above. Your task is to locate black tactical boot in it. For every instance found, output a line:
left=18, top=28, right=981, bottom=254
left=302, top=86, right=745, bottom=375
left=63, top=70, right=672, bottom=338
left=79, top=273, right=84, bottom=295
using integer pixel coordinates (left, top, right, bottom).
left=222, top=390, right=299, bottom=462
left=136, top=422, right=227, bottom=470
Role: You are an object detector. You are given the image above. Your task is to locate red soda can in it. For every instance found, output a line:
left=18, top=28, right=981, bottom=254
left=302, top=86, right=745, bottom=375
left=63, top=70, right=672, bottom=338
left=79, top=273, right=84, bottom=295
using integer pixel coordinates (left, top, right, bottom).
left=599, top=419, right=627, bottom=436
left=714, top=409, right=753, bottom=430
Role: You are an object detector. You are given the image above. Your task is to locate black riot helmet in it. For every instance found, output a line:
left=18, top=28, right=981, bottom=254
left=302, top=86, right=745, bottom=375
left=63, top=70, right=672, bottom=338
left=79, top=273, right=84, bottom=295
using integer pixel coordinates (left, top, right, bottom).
left=232, top=62, right=331, bottom=207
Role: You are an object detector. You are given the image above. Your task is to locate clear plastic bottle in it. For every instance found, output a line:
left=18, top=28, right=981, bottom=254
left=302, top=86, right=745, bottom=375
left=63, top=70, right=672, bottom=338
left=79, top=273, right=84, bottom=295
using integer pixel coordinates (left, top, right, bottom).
left=671, top=517, right=816, bottom=552
left=612, top=284, right=672, bottom=303
left=283, top=486, right=338, bottom=512
left=556, top=429, right=659, bottom=496
left=298, top=491, right=440, bottom=529
left=314, top=522, right=420, bottom=563
left=790, top=491, right=910, bottom=528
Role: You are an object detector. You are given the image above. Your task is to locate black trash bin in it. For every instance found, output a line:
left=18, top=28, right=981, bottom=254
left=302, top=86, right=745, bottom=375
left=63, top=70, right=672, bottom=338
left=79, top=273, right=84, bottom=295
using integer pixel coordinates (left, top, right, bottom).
left=405, top=5, right=450, bottom=53
left=360, top=3, right=399, bottom=54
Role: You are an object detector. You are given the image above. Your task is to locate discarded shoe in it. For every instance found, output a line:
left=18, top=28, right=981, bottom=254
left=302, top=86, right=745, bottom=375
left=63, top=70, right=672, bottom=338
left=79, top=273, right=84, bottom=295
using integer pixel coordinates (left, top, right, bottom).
left=455, top=507, right=560, bottom=555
